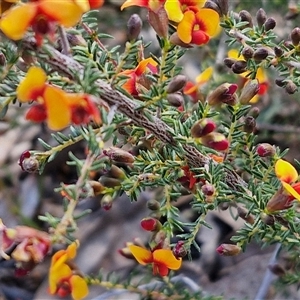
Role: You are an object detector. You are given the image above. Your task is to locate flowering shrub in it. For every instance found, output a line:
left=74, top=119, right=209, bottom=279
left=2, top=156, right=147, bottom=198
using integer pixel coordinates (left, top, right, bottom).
left=2, top=0, right=300, bottom=299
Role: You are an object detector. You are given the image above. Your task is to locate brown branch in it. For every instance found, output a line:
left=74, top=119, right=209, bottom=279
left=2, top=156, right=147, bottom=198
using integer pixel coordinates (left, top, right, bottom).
left=20, top=38, right=247, bottom=192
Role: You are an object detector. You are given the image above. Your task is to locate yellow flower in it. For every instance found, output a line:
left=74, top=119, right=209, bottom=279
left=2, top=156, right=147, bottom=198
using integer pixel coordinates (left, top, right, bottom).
left=49, top=241, right=89, bottom=300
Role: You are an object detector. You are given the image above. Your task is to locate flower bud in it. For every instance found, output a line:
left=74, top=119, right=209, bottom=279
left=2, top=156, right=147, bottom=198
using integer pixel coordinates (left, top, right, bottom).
left=148, top=8, right=168, bottom=38
left=107, top=165, right=126, bottom=180
left=291, top=27, right=300, bottom=46
left=101, top=194, right=113, bottom=210
left=216, top=244, right=241, bottom=256
left=216, top=0, right=228, bottom=16
left=253, top=48, right=269, bottom=62
left=207, top=83, right=238, bottom=106
left=191, top=118, right=217, bottom=138
left=275, top=78, right=285, bottom=87
left=201, top=183, right=215, bottom=196
left=166, top=93, right=184, bottom=107
left=261, top=212, right=275, bottom=226
left=141, top=217, right=162, bottom=232
left=239, top=10, right=253, bottom=28
left=200, top=132, right=229, bottom=151
left=249, top=107, right=260, bottom=118
left=256, top=8, right=267, bottom=27
left=127, top=14, right=142, bottom=41
left=239, top=79, right=260, bottom=104
left=285, top=80, right=298, bottom=94
left=103, top=147, right=135, bottom=164
left=166, top=75, right=187, bottom=94
left=241, top=47, right=254, bottom=60
left=243, top=116, right=256, bottom=133
left=18, top=151, right=39, bottom=173
left=147, top=199, right=161, bottom=211
left=204, top=1, right=221, bottom=16
left=0, top=52, right=6, bottom=66
left=274, top=46, right=284, bottom=57
left=90, top=180, right=105, bottom=195
left=256, top=143, right=276, bottom=157
left=237, top=206, right=255, bottom=224
left=264, top=17, right=276, bottom=31
left=173, top=241, right=187, bottom=258
left=223, top=57, right=237, bottom=68
left=231, top=60, right=247, bottom=74
left=268, top=264, right=286, bottom=277
left=265, top=188, right=293, bottom=213
left=99, top=176, right=121, bottom=187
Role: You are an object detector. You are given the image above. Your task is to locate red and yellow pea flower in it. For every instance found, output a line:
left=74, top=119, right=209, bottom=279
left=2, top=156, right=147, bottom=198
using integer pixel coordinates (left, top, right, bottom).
left=0, top=0, right=103, bottom=45
left=49, top=241, right=88, bottom=300
left=183, top=66, right=213, bottom=102
left=266, top=159, right=300, bottom=213
left=176, top=9, right=219, bottom=45
left=129, top=244, right=182, bottom=276
left=164, top=0, right=205, bottom=23
left=119, top=57, right=158, bottom=96
left=121, top=0, right=165, bottom=12
left=17, top=66, right=100, bottom=131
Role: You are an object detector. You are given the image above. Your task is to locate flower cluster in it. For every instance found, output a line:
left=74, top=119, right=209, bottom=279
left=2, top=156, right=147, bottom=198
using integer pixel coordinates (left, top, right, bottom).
left=17, top=66, right=100, bottom=130
left=121, top=0, right=220, bottom=46
left=0, top=0, right=104, bottom=45
left=49, top=241, right=88, bottom=300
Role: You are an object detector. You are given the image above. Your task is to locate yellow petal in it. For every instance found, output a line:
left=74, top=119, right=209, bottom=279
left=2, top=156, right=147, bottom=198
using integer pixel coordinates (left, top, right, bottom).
left=73, top=0, right=90, bottom=12
left=196, top=8, right=219, bottom=37
left=66, top=240, right=79, bottom=260
left=282, top=181, right=300, bottom=201
left=275, top=159, right=298, bottom=183
left=164, top=0, right=183, bottom=23
left=70, top=275, right=89, bottom=300
left=17, top=66, right=47, bottom=102
left=228, top=49, right=241, bottom=60
left=128, top=245, right=152, bottom=265
left=120, top=0, right=147, bottom=10
left=153, top=249, right=182, bottom=270
left=43, top=85, right=71, bottom=130
left=196, top=66, right=213, bottom=85
left=0, top=3, right=37, bottom=40
left=49, top=263, right=72, bottom=294
left=256, top=67, right=267, bottom=83
left=177, top=11, right=195, bottom=44
left=39, top=0, right=83, bottom=27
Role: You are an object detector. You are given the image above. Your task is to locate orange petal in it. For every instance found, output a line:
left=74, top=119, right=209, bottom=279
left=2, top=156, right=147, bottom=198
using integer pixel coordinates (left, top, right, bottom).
left=70, top=275, right=89, bottom=300
left=153, top=249, right=182, bottom=270
left=49, top=263, right=72, bottom=294
left=177, top=10, right=195, bottom=44
left=275, top=159, right=298, bottom=183
left=73, top=0, right=90, bottom=12
left=43, top=85, right=71, bottom=130
left=120, top=0, right=148, bottom=10
left=135, top=57, right=158, bottom=76
left=282, top=181, right=300, bottom=201
left=39, top=0, right=83, bottom=27
left=195, top=8, right=219, bottom=37
left=17, top=66, right=47, bottom=102
left=128, top=245, right=153, bottom=265
left=0, top=3, right=37, bottom=40
left=164, top=0, right=183, bottom=23
left=66, top=241, right=79, bottom=260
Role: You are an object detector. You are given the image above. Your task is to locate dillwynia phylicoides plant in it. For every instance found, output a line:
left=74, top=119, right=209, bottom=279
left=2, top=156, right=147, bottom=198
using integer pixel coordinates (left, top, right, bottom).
left=2, top=0, right=300, bottom=299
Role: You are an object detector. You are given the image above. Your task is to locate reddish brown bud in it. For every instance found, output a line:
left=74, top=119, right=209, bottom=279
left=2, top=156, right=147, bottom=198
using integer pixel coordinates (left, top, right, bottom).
left=191, top=118, right=217, bottom=138
left=253, top=48, right=269, bottom=62
left=256, top=8, right=267, bottom=27
left=204, top=1, right=221, bottom=16
left=127, top=14, right=142, bottom=40
left=216, top=244, right=241, bottom=256
left=166, top=93, right=184, bottom=107
left=90, top=180, right=105, bottom=195
left=201, top=183, right=215, bottom=196
left=200, top=132, right=229, bottom=151
left=256, top=143, right=276, bottom=157
left=243, top=116, right=256, bottom=133
left=275, top=78, right=286, bottom=87
left=265, top=188, right=293, bottom=213
left=239, top=10, right=253, bottom=28
left=264, top=17, right=276, bottom=31
left=231, top=60, right=247, bottom=74
left=241, top=47, right=254, bottom=60
left=261, top=212, right=275, bottom=226
left=18, top=151, right=39, bottom=173
left=0, top=52, right=6, bottom=66
left=224, top=57, right=237, bottom=68
left=285, top=80, right=298, bottom=94
left=99, top=176, right=121, bottom=187
left=207, top=83, right=238, bottom=106
left=237, top=206, right=255, bottom=224
left=274, top=46, right=284, bottom=57
left=167, top=75, right=187, bottom=94
left=239, top=79, right=260, bottom=104
left=141, top=217, right=161, bottom=232
left=148, top=7, right=168, bottom=38
left=107, top=165, right=126, bottom=180
left=291, top=27, right=300, bottom=46
left=173, top=241, right=187, bottom=258
left=147, top=199, right=161, bottom=211
left=103, top=147, right=135, bottom=164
